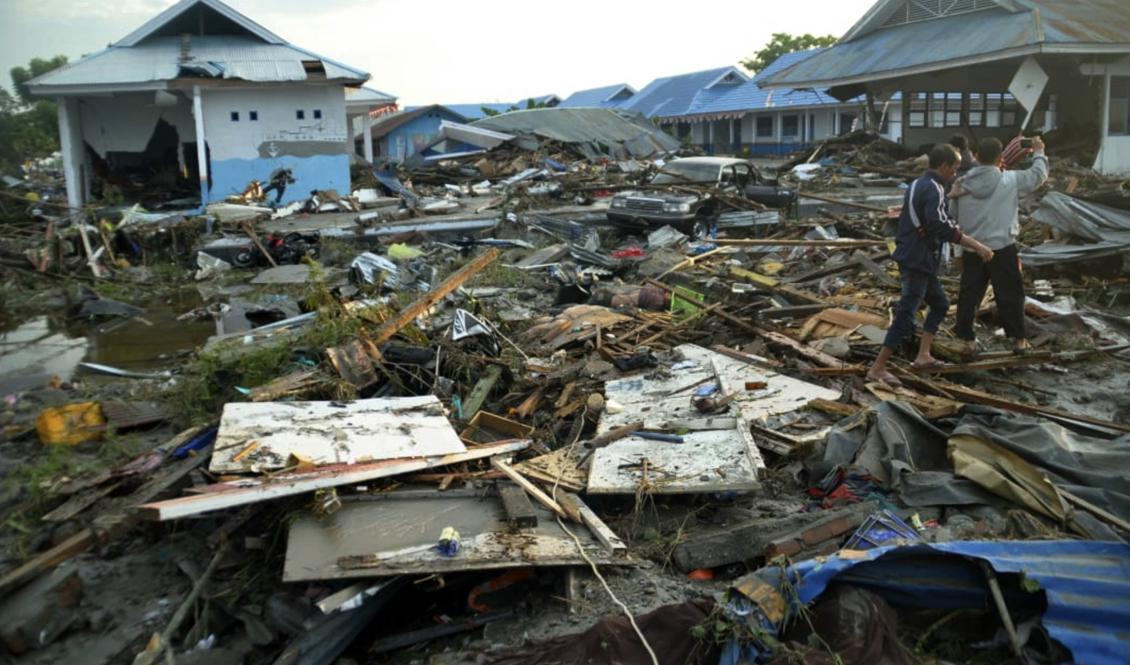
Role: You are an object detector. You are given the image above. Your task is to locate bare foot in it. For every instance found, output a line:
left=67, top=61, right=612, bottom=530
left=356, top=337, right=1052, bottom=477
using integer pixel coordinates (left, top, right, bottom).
left=866, top=369, right=903, bottom=387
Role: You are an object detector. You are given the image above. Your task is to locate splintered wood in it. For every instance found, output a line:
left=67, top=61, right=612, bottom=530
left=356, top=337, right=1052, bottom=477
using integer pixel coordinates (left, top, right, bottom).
left=208, top=396, right=465, bottom=473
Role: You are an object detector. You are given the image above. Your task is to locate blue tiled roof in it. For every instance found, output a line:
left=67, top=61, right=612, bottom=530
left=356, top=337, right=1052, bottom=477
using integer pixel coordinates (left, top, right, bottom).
left=559, top=84, right=635, bottom=108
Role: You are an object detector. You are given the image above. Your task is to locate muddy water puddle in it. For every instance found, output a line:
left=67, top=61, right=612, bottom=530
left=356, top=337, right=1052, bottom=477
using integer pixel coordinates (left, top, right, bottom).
left=0, top=290, right=214, bottom=393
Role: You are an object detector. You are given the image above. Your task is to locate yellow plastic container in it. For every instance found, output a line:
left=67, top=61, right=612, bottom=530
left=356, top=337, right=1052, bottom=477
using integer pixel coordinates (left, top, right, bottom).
left=36, top=402, right=106, bottom=446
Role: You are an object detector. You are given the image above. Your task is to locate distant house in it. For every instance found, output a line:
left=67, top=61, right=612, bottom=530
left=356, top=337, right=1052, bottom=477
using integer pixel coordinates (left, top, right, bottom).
left=27, top=0, right=391, bottom=208
left=443, top=95, right=562, bottom=121
left=618, top=54, right=900, bottom=156
left=759, top=0, right=1130, bottom=174
left=346, top=86, right=399, bottom=163
left=356, top=105, right=470, bottom=163
left=558, top=84, right=636, bottom=109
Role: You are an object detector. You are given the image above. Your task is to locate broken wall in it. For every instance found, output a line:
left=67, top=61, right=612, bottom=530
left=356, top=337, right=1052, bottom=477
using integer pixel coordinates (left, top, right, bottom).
left=79, top=91, right=198, bottom=159
left=202, top=84, right=350, bottom=203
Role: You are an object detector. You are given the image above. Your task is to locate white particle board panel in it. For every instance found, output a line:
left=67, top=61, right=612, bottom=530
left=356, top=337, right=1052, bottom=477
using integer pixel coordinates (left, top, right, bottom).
left=586, top=430, right=760, bottom=495
left=209, top=396, right=465, bottom=473
left=598, top=344, right=839, bottom=434
left=283, top=493, right=620, bottom=581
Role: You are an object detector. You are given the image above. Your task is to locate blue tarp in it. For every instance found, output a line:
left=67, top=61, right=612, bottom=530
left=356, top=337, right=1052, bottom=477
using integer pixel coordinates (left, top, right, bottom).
left=733, top=540, right=1130, bottom=665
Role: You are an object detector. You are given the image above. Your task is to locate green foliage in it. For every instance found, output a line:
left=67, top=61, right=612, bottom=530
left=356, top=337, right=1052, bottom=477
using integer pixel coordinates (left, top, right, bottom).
left=480, top=98, right=552, bottom=118
left=0, top=55, right=68, bottom=174
left=741, top=33, right=837, bottom=74
left=11, top=55, right=68, bottom=105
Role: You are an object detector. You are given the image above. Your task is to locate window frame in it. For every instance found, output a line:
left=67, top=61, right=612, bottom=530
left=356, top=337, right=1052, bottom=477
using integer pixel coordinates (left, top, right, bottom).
left=755, top=116, right=774, bottom=138
left=230, top=111, right=239, bottom=122
left=296, top=109, right=305, bottom=120
left=782, top=114, right=800, bottom=137
left=249, top=110, right=258, bottom=122
left=1111, top=76, right=1130, bottom=136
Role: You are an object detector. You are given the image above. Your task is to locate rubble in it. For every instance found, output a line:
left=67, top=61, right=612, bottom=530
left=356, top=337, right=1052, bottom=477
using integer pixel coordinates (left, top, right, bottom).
left=3, top=93, right=1130, bottom=665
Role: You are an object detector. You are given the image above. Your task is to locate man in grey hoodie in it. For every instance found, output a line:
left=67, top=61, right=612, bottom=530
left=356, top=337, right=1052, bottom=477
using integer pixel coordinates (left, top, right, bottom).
left=951, top=136, right=1048, bottom=355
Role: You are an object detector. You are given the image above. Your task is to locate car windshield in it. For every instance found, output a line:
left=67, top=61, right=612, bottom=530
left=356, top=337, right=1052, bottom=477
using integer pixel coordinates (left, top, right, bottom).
left=651, top=162, right=721, bottom=185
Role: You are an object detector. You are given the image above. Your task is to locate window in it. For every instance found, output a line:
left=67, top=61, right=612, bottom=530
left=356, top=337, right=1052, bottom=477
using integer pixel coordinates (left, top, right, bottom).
left=230, top=111, right=239, bottom=122
left=984, top=93, right=1018, bottom=127
left=313, top=109, right=322, bottom=120
left=909, top=92, right=927, bottom=128
left=756, top=116, right=773, bottom=138
left=968, top=93, right=985, bottom=127
left=1110, top=76, right=1130, bottom=136
left=944, top=92, right=962, bottom=127
left=782, top=115, right=799, bottom=137
left=249, top=111, right=258, bottom=121
left=296, top=110, right=305, bottom=120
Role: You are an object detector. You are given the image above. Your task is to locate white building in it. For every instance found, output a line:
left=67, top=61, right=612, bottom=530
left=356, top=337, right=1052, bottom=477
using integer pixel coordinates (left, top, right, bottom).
left=28, top=0, right=389, bottom=209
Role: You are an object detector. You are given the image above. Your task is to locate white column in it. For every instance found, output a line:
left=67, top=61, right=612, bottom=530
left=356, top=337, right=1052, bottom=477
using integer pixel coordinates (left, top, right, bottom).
left=362, top=110, right=374, bottom=163
left=192, top=85, right=208, bottom=204
left=1101, top=73, right=1111, bottom=139
left=56, top=97, right=82, bottom=212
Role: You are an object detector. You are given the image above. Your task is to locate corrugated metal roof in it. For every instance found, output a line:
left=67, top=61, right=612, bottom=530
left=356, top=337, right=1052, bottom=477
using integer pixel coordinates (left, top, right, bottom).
left=443, top=103, right=516, bottom=120
left=347, top=87, right=397, bottom=104
left=30, top=35, right=367, bottom=89
left=763, top=0, right=1130, bottom=89
left=115, top=0, right=285, bottom=47
left=751, top=540, right=1130, bottom=665
left=559, top=83, right=635, bottom=108
left=617, top=66, right=742, bottom=119
left=471, top=107, right=679, bottom=156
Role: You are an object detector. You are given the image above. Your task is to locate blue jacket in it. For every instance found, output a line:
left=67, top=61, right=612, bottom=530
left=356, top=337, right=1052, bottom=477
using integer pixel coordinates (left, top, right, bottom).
left=893, top=170, right=963, bottom=274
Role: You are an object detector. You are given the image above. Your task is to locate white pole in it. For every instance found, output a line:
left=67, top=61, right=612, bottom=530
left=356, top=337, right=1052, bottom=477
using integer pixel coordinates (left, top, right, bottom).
left=56, top=97, right=82, bottom=212
left=362, top=110, right=374, bottom=163
left=193, top=85, right=208, bottom=204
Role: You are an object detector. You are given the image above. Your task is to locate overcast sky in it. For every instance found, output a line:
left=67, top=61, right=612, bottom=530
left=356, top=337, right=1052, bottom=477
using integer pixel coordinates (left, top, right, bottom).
left=0, top=0, right=876, bottom=106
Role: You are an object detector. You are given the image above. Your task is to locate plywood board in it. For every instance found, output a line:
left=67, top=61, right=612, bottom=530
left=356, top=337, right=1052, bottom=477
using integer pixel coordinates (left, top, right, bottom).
left=282, top=494, right=620, bottom=581
left=586, top=431, right=760, bottom=495
left=209, top=396, right=464, bottom=473
left=598, top=344, right=839, bottom=434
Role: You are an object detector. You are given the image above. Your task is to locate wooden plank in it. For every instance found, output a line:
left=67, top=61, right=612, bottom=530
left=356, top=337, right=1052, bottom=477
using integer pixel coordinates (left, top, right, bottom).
left=558, top=493, right=627, bottom=557
left=754, top=327, right=853, bottom=369
left=513, top=448, right=587, bottom=492
left=713, top=238, right=886, bottom=248
left=209, top=396, right=464, bottom=473
left=141, top=441, right=529, bottom=521
left=1061, top=488, right=1130, bottom=533
left=491, top=458, right=569, bottom=520
left=796, top=191, right=889, bottom=212
left=807, top=398, right=861, bottom=418
left=369, top=248, right=499, bottom=347
left=498, top=484, right=538, bottom=529
left=461, top=365, right=503, bottom=421
left=41, top=481, right=121, bottom=522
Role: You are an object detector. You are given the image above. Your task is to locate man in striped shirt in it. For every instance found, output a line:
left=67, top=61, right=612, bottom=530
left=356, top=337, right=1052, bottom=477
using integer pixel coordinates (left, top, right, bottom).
left=866, top=144, right=996, bottom=387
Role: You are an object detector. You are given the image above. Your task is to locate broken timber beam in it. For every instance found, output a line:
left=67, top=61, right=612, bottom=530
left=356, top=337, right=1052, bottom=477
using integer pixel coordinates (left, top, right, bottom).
left=713, top=238, right=887, bottom=248
left=557, top=493, right=627, bottom=557
left=141, top=440, right=528, bottom=521
left=490, top=458, right=570, bottom=521
left=462, top=365, right=503, bottom=420
left=797, top=191, right=890, bottom=212
left=643, top=279, right=760, bottom=336
left=498, top=484, right=538, bottom=529
left=369, top=248, right=500, bottom=347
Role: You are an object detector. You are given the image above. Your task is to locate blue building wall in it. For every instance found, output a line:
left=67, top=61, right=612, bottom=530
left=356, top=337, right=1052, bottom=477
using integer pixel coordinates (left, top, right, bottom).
left=380, top=109, right=466, bottom=163
left=208, top=154, right=351, bottom=204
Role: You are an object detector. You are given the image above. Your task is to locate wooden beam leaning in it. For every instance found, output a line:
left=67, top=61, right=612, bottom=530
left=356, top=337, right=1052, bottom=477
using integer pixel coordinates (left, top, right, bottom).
left=369, top=248, right=500, bottom=347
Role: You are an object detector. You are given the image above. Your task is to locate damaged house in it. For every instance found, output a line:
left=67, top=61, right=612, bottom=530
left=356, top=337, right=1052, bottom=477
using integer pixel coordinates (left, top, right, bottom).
left=356, top=105, right=471, bottom=163
left=758, top=0, right=1130, bottom=174
left=26, top=0, right=382, bottom=209
left=609, top=57, right=901, bottom=156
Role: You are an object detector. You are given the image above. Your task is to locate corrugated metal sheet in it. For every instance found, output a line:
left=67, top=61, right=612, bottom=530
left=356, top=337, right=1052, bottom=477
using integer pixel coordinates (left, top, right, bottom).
left=31, top=35, right=366, bottom=88
left=559, top=84, right=635, bottom=109
left=764, top=0, right=1130, bottom=89
left=471, top=107, right=679, bottom=157
left=618, top=66, right=738, bottom=119
left=754, top=540, right=1130, bottom=665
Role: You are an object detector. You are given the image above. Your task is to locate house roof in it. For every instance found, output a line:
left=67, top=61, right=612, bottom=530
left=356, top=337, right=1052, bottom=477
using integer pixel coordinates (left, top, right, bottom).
left=28, top=0, right=369, bottom=93
left=559, top=83, right=636, bottom=108
left=346, top=86, right=397, bottom=107
left=618, top=66, right=750, bottom=119
left=441, top=103, right=516, bottom=120
left=360, top=105, right=468, bottom=140
left=762, top=0, right=1130, bottom=90
left=470, top=107, right=680, bottom=158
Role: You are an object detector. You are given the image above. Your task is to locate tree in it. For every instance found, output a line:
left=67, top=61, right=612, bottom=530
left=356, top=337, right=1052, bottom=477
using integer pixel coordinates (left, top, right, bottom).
left=0, top=55, right=67, bottom=174
left=10, top=55, right=68, bottom=106
left=741, top=33, right=837, bottom=75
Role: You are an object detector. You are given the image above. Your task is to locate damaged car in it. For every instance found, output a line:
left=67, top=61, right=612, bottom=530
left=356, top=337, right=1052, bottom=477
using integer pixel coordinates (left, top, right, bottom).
left=607, top=157, right=796, bottom=237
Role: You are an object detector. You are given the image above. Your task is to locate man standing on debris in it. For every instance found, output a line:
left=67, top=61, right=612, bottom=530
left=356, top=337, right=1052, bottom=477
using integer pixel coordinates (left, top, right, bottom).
left=867, top=144, right=996, bottom=386
left=950, top=136, right=1048, bottom=356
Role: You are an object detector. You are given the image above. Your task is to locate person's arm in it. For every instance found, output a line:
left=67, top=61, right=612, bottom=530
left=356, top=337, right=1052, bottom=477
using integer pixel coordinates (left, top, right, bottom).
left=923, top=181, right=994, bottom=261
left=1015, top=137, right=1049, bottom=194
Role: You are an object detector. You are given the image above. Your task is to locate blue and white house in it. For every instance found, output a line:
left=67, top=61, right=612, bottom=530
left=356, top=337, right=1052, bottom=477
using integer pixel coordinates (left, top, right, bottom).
left=28, top=0, right=389, bottom=208
left=358, top=105, right=470, bottom=163
left=614, top=52, right=901, bottom=155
